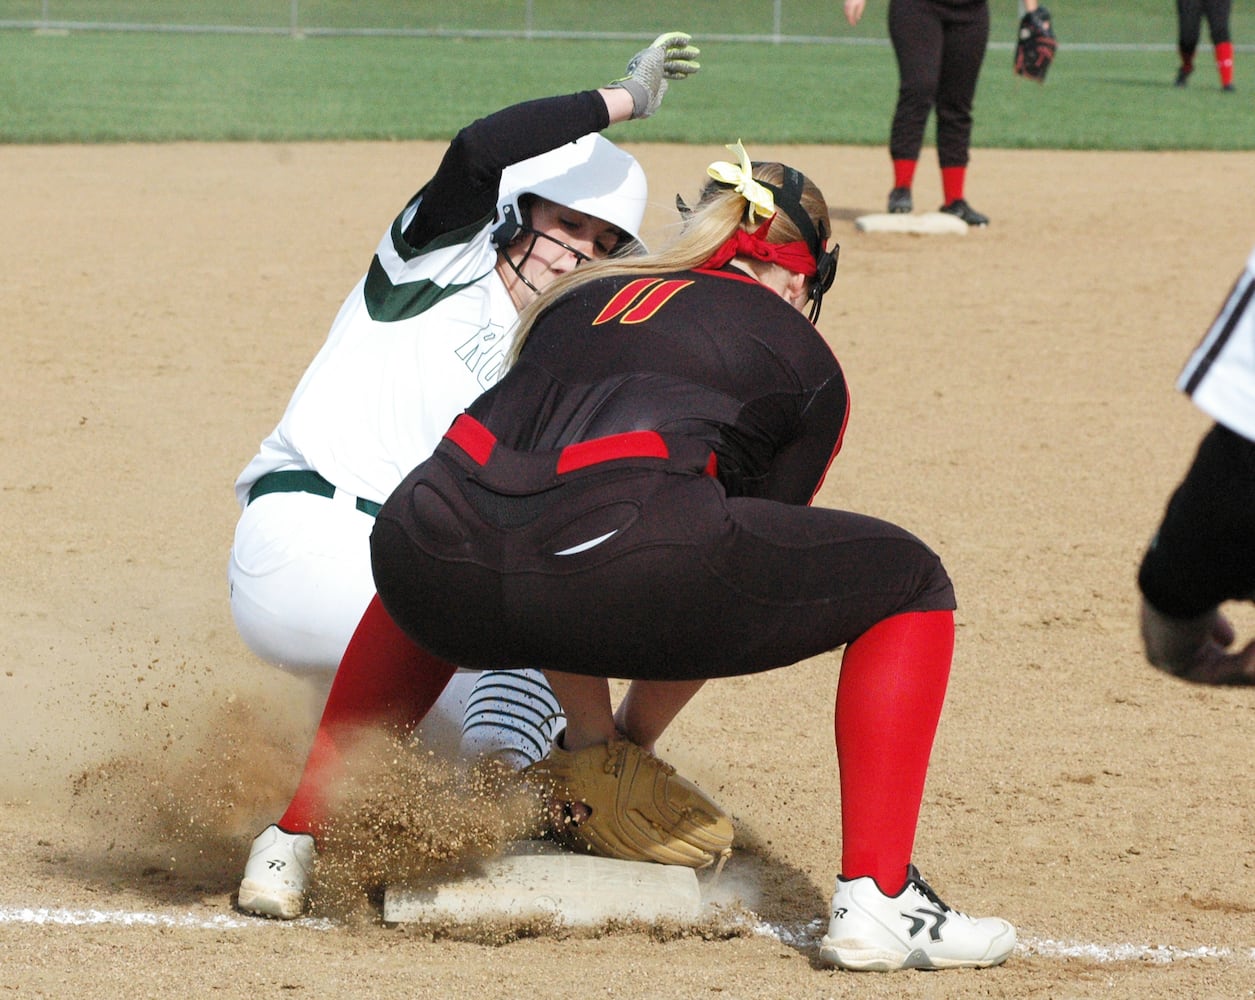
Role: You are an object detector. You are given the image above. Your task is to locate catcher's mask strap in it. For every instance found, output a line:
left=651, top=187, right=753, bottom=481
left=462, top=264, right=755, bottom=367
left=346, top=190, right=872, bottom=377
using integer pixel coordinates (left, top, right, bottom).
left=755, top=166, right=839, bottom=323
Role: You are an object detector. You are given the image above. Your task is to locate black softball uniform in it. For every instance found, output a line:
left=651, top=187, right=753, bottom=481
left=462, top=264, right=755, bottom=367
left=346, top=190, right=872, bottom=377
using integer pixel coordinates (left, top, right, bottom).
left=372, top=266, right=955, bottom=681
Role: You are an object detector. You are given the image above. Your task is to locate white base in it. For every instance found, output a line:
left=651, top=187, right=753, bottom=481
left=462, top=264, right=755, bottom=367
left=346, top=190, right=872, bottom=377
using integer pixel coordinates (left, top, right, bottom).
left=383, top=840, right=702, bottom=926
left=854, top=212, right=968, bottom=235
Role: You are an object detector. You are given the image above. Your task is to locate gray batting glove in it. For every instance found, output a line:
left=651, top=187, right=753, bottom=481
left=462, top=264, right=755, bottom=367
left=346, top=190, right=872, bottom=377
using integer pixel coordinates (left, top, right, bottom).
left=609, top=31, right=701, bottom=120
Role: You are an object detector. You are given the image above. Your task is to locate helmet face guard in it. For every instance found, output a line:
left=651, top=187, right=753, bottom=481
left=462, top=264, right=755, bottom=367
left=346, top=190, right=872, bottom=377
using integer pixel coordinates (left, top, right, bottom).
left=494, top=201, right=602, bottom=296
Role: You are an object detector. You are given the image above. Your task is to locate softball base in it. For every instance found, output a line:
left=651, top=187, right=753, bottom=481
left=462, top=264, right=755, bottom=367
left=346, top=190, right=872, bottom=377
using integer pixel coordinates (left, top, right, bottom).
left=383, top=839, right=701, bottom=926
left=855, top=211, right=969, bottom=235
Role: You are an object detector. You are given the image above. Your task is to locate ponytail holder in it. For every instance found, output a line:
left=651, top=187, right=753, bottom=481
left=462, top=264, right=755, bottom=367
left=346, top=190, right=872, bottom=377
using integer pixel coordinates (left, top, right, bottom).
left=707, top=140, right=776, bottom=222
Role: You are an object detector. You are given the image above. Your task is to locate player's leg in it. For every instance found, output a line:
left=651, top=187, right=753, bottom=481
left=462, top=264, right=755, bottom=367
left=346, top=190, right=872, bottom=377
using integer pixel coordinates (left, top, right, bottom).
left=458, top=667, right=565, bottom=769
left=238, top=593, right=458, bottom=918
left=934, top=1, right=991, bottom=224
left=886, top=0, right=944, bottom=213
left=1176, top=0, right=1202, bottom=85
left=228, top=490, right=472, bottom=744
left=1205, top=0, right=1235, bottom=90
left=228, top=491, right=374, bottom=682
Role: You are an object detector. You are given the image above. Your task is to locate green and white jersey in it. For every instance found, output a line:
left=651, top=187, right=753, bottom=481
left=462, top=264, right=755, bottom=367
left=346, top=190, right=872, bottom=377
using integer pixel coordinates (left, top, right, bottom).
left=235, top=198, right=517, bottom=506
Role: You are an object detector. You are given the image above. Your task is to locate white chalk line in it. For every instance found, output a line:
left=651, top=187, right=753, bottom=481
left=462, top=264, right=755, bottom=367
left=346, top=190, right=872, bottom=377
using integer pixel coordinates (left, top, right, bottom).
left=0, top=906, right=334, bottom=931
left=0, top=904, right=1249, bottom=964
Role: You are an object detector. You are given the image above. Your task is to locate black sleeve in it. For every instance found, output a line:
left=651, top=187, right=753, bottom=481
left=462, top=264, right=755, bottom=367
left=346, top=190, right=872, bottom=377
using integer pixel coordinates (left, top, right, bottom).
left=1138, top=422, right=1255, bottom=618
left=402, top=91, right=611, bottom=247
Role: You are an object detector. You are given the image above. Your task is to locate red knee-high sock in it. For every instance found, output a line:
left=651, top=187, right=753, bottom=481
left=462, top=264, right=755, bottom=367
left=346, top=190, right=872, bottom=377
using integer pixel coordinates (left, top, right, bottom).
left=278, top=593, right=457, bottom=836
left=1216, top=41, right=1234, bottom=87
left=835, top=610, right=953, bottom=896
left=892, top=159, right=917, bottom=190
left=941, top=166, right=967, bottom=206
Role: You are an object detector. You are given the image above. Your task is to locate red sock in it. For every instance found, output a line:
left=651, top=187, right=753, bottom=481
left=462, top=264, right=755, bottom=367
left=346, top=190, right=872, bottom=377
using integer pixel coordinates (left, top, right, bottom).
left=278, top=593, right=457, bottom=836
left=835, top=610, right=953, bottom=896
left=1217, top=42, right=1234, bottom=87
left=892, top=159, right=917, bottom=190
left=941, top=166, right=966, bottom=206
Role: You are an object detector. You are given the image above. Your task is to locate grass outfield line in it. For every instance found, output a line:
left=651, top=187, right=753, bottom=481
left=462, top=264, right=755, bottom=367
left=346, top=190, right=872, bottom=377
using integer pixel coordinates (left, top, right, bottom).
left=0, top=28, right=1251, bottom=148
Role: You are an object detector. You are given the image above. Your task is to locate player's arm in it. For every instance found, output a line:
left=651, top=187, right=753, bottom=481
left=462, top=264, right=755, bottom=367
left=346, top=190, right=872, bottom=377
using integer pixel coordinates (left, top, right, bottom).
left=758, top=371, right=851, bottom=506
left=405, top=32, right=699, bottom=246
left=403, top=90, right=613, bottom=246
left=1138, top=422, right=1255, bottom=683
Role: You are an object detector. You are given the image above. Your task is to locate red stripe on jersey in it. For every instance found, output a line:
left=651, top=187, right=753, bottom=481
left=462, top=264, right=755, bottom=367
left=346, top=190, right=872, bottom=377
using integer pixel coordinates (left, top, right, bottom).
left=556, top=431, right=670, bottom=474
left=446, top=413, right=496, bottom=465
left=620, top=280, right=695, bottom=324
left=592, top=279, right=664, bottom=325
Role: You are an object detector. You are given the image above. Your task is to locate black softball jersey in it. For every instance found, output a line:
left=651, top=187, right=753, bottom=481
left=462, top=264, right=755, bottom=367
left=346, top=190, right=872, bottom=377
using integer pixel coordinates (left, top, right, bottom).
left=372, top=266, right=956, bottom=681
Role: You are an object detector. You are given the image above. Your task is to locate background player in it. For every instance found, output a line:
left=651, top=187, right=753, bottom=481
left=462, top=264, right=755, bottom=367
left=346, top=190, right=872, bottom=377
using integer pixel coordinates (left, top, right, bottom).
left=1173, top=0, right=1235, bottom=91
left=842, top=0, right=1045, bottom=225
left=234, top=32, right=701, bottom=919
left=1138, top=243, right=1255, bottom=683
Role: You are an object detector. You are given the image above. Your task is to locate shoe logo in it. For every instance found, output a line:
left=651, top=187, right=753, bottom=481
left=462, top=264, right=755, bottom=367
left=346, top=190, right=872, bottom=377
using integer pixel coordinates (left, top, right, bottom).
left=902, top=905, right=948, bottom=942
left=266, top=859, right=288, bottom=872
left=832, top=906, right=848, bottom=920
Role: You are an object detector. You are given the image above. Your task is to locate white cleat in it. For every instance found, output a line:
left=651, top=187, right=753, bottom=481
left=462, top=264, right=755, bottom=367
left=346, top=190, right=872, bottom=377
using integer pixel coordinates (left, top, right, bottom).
left=818, top=865, right=1015, bottom=972
left=236, top=824, right=317, bottom=920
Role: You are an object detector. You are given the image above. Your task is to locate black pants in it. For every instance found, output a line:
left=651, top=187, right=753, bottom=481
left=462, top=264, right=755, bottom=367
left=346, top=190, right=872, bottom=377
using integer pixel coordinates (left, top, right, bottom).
left=373, top=427, right=954, bottom=682
left=888, top=0, right=990, bottom=168
left=1177, top=0, right=1232, bottom=53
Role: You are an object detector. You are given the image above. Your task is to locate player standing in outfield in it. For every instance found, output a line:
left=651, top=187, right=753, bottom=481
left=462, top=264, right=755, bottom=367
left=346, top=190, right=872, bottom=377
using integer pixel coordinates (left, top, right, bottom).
left=277, top=141, right=1015, bottom=971
left=1174, top=0, right=1235, bottom=92
left=842, top=0, right=1045, bottom=226
left=1138, top=244, right=1255, bottom=684
left=234, top=32, right=701, bottom=920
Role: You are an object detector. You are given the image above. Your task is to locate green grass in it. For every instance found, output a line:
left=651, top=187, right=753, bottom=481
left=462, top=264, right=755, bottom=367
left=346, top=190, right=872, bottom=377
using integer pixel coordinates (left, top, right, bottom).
left=0, top=0, right=1252, bottom=148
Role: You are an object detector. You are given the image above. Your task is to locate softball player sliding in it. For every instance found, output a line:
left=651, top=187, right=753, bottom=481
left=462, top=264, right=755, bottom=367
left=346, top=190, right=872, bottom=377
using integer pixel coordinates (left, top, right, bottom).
left=1139, top=243, right=1255, bottom=683
left=234, top=32, right=700, bottom=920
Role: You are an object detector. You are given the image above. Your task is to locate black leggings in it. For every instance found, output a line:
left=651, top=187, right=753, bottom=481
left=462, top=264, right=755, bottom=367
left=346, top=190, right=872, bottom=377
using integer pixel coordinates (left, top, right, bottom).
left=373, top=429, right=954, bottom=682
left=1177, top=0, right=1233, bottom=53
left=888, top=0, right=990, bottom=168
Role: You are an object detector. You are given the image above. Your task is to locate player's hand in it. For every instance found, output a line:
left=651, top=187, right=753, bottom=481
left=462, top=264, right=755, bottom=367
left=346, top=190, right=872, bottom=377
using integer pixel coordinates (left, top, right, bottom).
left=609, top=32, right=701, bottom=120
left=1175, top=640, right=1255, bottom=685
left=1142, top=603, right=1255, bottom=685
left=844, top=0, right=866, bottom=26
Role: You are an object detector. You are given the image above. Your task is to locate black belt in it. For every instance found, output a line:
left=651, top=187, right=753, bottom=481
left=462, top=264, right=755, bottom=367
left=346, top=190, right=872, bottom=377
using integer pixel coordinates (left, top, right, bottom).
left=247, top=470, right=383, bottom=518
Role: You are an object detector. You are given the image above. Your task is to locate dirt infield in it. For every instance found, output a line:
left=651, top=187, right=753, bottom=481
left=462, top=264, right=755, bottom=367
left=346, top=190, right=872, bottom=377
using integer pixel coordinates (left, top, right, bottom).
left=4, top=140, right=1255, bottom=998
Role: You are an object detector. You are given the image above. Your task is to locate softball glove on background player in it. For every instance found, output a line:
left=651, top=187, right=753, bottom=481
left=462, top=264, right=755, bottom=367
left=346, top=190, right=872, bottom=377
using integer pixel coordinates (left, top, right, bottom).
left=524, top=735, right=733, bottom=869
left=1014, top=6, right=1057, bottom=82
left=609, top=31, right=701, bottom=119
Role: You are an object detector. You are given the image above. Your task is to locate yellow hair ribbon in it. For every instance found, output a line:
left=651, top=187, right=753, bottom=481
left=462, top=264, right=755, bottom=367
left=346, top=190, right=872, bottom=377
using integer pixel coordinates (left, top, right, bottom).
left=706, top=140, right=776, bottom=222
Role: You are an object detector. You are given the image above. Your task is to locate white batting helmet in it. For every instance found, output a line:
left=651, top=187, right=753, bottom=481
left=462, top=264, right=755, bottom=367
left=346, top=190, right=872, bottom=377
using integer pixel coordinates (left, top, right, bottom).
left=492, top=133, right=648, bottom=252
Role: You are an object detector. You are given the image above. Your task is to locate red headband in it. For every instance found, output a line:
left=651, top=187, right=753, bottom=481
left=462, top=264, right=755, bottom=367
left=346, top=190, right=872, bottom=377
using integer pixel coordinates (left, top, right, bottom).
left=702, top=216, right=818, bottom=276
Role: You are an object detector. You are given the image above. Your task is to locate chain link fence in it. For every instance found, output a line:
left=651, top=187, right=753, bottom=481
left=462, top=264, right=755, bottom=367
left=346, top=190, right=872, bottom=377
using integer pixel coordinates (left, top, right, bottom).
left=0, top=1, right=863, bottom=43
